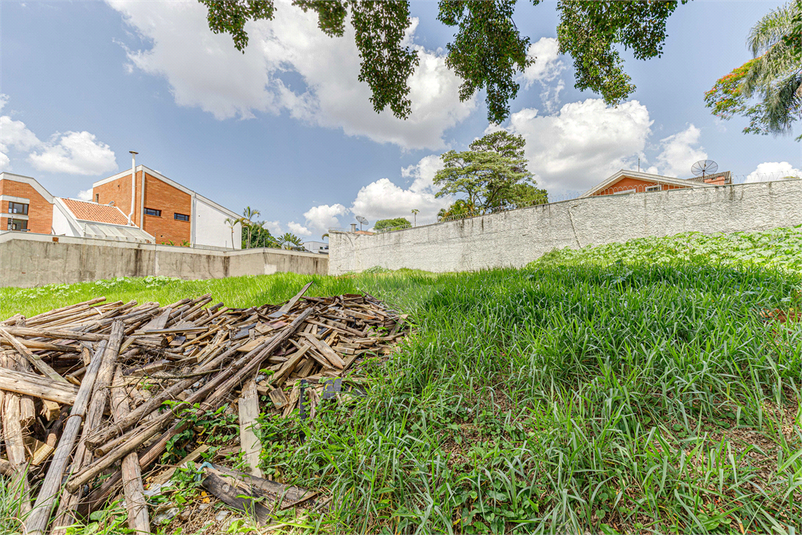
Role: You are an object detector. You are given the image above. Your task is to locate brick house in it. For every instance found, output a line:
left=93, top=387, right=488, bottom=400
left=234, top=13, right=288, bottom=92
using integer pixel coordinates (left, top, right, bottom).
left=582, top=170, right=732, bottom=197
left=0, top=172, right=54, bottom=233
left=92, top=165, right=242, bottom=248
left=53, top=197, right=155, bottom=243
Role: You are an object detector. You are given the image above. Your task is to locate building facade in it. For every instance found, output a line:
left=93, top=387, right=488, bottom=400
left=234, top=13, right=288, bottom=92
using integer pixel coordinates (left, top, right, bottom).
left=92, top=166, right=241, bottom=248
left=0, top=173, right=54, bottom=234
left=582, top=170, right=732, bottom=197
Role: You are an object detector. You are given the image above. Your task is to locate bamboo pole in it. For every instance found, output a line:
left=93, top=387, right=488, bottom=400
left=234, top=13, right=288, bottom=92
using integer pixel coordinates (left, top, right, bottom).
left=23, top=340, right=108, bottom=535
left=53, top=322, right=125, bottom=534
left=110, top=366, right=150, bottom=534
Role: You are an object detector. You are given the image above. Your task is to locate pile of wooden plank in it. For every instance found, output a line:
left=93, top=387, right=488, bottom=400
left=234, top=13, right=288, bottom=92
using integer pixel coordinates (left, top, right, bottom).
left=0, top=282, right=407, bottom=534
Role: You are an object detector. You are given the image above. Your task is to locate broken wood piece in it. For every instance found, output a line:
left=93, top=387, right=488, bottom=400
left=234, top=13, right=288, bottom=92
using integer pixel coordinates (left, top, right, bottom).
left=0, top=367, right=80, bottom=405
left=110, top=366, right=151, bottom=535
left=238, top=377, right=263, bottom=478
left=299, top=332, right=345, bottom=369
left=24, top=340, right=108, bottom=535
left=268, top=387, right=289, bottom=409
left=0, top=327, right=67, bottom=383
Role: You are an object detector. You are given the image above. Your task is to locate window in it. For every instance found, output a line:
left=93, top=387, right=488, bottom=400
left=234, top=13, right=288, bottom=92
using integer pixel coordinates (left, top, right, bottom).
left=174, top=213, right=190, bottom=222
left=95, top=193, right=100, bottom=203
left=144, top=208, right=161, bottom=217
left=7, top=219, right=28, bottom=231
left=8, top=202, right=28, bottom=215
left=645, top=185, right=661, bottom=192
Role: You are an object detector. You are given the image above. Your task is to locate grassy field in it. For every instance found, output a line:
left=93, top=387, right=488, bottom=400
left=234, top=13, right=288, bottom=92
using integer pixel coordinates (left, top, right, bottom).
left=1, top=227, right=802, bottom=534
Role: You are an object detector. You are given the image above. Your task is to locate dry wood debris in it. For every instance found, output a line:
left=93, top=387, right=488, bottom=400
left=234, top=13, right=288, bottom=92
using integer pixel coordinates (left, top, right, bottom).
left=0, top=283, right=407, bottom=534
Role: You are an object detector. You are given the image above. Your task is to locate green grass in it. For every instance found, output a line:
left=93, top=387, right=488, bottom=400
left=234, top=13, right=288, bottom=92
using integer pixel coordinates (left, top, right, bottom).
left=2, top=228, right=802, bottom=534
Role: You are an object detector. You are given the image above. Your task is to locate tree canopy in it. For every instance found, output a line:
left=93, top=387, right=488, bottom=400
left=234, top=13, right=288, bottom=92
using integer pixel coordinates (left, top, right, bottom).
left=374, top=217, right=412, bottom=231
left=434, top=130, right=547, bottom=218
left=199, top=0, right=687, bottom=124
left=705, top=1, right=801, bottom=140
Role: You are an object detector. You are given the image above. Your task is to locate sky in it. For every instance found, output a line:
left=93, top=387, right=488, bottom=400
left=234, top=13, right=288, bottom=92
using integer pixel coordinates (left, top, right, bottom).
left=1, top=0, right=801, bottom=238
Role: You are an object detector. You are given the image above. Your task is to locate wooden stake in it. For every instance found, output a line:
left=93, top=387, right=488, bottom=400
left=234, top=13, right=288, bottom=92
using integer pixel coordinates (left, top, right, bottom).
left=23, top=339, right=108, bottom=535
left=111, top=366, right=150, bottom=534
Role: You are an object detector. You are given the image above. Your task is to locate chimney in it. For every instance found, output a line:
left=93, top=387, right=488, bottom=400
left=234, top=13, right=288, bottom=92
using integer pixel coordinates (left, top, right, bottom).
left=128, top=151, right=138, bottom=226
left=350, top=223, right=357, bottom=232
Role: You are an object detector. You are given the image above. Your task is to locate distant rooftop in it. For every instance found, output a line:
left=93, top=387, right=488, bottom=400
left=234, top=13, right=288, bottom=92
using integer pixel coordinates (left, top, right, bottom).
left=59, top=198, right=130, bottom=226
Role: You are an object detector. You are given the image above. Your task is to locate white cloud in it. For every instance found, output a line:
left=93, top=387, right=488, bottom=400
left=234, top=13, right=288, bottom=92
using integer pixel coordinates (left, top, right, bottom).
left=520, top=38, right=566, bottom=114
left=302, top=203, right=349, bottom=234
left=108, top=0, right=475, bottom=150
left=505, top=99, right=653, bottom=193
left=77, top=189, right=93, bottom=201
left=746, top=161, right=802, bottom=182
left=287, top=221, right=311, bottom=236
left=654, top=124, right=707, bottom=178
left=349, top=154, right=450, bottom=225
left=261, top=220, right=282, bottom=235
left=521, top=38, right=564, bottom=87
left=0, top=94, right=41, bottom=169
left=28, top=131, right=117, bottom=175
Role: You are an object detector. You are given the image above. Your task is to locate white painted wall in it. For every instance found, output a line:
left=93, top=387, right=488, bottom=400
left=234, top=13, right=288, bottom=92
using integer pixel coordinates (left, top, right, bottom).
left=51, top=202, right=81, bottom=237
left=329, top=180, right=802, bottom=275
left=194, top=197, right=242, bottom=250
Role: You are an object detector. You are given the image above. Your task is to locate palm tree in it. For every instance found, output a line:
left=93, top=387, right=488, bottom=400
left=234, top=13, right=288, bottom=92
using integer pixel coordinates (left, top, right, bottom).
left=706, top=1, right=801, bottom=139
left=241, top=206, right=261, bottom=249
left=224, top=217, right=241, bottom=250
left=279, top=232, right=303, bottom=250
left=411, top=208, right=419, bottom=227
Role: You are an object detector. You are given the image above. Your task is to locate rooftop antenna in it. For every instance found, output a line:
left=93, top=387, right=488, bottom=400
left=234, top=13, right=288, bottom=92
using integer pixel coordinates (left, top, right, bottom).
left=691, top=159, right=718, bottom=179
left=355, top=215, right=368, bottom=231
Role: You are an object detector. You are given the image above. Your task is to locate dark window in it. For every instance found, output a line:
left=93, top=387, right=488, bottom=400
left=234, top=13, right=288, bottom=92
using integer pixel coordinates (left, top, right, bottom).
left=144, top=208, right=161, bottom=217
left=95, top=193, right=100, bottom=203
left=8, top=202, right=28, bottom=215
left=7, top=219, right=28, bottom=231
left=174, top=213, right=190, bottom=222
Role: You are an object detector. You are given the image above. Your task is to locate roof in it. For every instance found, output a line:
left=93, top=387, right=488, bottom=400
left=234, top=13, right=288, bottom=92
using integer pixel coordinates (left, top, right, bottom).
left=59, top=198, right=130, bottom=225
left=54, top=198, right=155, bottom=243
left=93, top=165, right=240, bottom=219
left=581, top=169, right=716, bottom=198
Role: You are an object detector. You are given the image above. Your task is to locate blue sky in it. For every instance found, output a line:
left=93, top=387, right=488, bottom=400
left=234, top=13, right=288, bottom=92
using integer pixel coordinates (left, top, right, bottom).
left=2, top=0, right=800, bottom=237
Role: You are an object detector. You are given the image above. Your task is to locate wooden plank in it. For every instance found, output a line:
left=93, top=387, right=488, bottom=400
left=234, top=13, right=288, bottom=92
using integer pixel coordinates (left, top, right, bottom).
left=268, top=387, right=289, bottom=409
left=269, top=281, right=313, bottom=318
left=0, top=367, right=80, bottom=405
left=299, top=332, right=345, bottom=369
left=238, top=378, right=263, bottom=478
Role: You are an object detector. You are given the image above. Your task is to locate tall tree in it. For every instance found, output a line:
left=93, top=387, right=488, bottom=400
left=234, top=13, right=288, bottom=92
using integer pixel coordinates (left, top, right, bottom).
left=198, top=0, right=687, bottom=124
left=434, top=131, right=546, bottom=215
left=374, top=217, right=411, bottom=231
left=241, top=206, right=261, bottom=249
left=279, top=232, right=304, bottom=250
left=705, top=1, right=801, bottom=140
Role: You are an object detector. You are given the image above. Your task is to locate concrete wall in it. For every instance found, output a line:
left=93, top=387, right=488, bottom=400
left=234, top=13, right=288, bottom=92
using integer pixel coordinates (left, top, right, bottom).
left=0, top=232, right=327, bottom=288
left=329, top=180, right=802, bottom=275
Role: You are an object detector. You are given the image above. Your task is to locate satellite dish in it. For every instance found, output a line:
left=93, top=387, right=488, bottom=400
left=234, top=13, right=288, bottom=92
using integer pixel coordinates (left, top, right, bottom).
left=691, top=160, right=718, bottom=178
left=355, top=215, right=368, bottom=230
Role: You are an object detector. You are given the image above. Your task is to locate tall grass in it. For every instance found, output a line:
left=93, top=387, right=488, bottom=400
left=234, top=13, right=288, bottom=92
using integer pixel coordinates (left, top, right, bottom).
left=2, top=229, right=801, bottom=533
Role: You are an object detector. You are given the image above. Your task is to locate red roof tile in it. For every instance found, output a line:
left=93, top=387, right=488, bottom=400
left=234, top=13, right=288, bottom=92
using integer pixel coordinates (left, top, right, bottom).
left=60, top=198, right=130, bottom=225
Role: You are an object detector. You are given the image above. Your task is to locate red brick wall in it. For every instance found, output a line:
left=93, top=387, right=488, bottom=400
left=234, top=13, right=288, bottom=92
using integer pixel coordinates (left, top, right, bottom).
left=93, top=172, right=192, bottom=245
left=0, top=179, right=53, bottom=234
left=93, top=171, right=142, bottom=225
left=142, top=173, right=191, bottom=245
left=593, top=177, right=690, bottom=196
